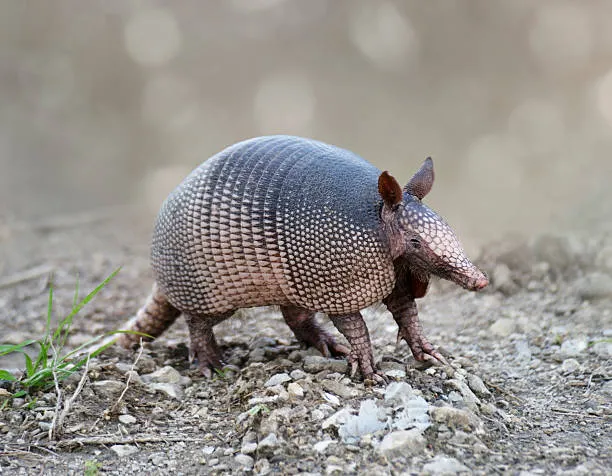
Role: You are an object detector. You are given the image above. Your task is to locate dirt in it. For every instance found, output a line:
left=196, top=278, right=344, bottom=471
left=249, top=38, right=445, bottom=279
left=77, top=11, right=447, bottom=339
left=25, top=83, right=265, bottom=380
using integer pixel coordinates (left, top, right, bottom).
left=0, top=210, right=610, bottom=475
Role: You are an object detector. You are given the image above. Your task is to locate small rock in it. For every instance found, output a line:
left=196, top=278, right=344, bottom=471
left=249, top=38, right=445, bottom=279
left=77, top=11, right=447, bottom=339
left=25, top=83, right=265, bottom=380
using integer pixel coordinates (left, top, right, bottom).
left=258, top=433, right=279, bottom=450
left=338, top=400, right=388, bottom=444
left=323, top=392, right=341, bottom=407
left=467, top=374, right=491, bottom=398
left=422, top=455, right=471, bottom=475
left=561, top=358, right=580, bottom=373
left=556, top=338, right=588, bottom=359
left=148, top=382, right=183, bottom=399
left=111, top=445, right=139, bottom=457
left=384, top=368, right=406, bottom=379
left=591, top=340, right=612, bottom=358
left=287, top=382, right=304, bottom=398
left=492, top=263, right=518, bottom=294
left=322, top=408, right=353, bottom=430
left=311, top=409, right=325, bottom=421
left=313, top=440, right=336, bottom=453
left=38, top=422, right=52, bottom=432
left=303, top=355, right=348, bottom=374
left=234, top=454, right=254, bottom=470
left=118, top=414, right=137, bottom=425
left=290, top=369, right=307, bottom=380
left=134, top=355, right=157, bottom=374
left=378, top=429, right=426, bottom=457
left=383, top=381, right=414, bottom=406
left=202, top=445, right=216, bottom=455
left=92, top=380, right=125, bottom=399
left=321, top=379, right=358, bottom=399
left=601, top=381, right=612, bottom=397
left=448, top=379, right=481, bottom=411
left=515, top=339, right=532, bottom=362
left=430, top=406, right=484, bottom=433
left=264, top=373, right=291, bottom=388
left=490, top=318, right=516, bottom=337
left=574, top=272, right=612, bottom=300
left=143, top=366, right=184, bottom=385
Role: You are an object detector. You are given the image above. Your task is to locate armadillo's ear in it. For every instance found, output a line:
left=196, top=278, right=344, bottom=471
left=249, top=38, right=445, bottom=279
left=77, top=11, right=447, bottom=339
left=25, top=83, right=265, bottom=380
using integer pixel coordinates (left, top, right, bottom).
left=378, top=171, right=403, bottom=208
left=404, top=157, right=434, bottom=200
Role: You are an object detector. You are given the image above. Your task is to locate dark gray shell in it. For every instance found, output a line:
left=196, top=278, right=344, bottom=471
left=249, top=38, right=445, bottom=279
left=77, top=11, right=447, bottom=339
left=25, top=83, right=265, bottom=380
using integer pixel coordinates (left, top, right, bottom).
left=152, top=135, right=396, bottom=316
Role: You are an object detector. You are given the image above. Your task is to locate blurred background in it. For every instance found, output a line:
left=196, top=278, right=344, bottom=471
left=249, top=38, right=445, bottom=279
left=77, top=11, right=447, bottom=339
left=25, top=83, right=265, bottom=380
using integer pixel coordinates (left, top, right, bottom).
left=1, top=0, right=612, bottom=253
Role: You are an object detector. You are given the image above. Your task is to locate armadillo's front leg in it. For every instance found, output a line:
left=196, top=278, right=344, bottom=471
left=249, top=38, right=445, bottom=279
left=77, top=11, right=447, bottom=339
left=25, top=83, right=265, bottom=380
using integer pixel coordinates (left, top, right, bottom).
left=383, top=295, right=448, bottom=365
left=329, top=312, right=387, bottom=385
left=281, top=306, right=350, bottom=357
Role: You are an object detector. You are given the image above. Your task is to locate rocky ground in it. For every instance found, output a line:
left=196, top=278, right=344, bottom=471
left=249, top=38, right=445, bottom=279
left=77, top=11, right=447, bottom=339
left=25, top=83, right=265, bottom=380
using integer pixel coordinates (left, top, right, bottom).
left=0, top=210, right=610, bottom=475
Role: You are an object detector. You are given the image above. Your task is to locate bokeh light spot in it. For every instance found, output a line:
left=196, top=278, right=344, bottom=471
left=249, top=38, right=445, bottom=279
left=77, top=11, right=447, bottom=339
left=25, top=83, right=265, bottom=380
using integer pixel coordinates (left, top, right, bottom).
left=253, top=72, right=315, bottom=134
left=124, top=8, right=182, bottom=67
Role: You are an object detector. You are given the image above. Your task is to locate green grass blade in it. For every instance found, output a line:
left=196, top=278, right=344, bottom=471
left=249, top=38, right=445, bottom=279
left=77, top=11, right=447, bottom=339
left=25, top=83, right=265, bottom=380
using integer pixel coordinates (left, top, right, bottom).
left=24, top=353, right=34, bottom=377
left=0, top=341, right=37, bottom=356
left=61, top=268, right=121, bottom=327
left=0, top=370, right=17, bottom=381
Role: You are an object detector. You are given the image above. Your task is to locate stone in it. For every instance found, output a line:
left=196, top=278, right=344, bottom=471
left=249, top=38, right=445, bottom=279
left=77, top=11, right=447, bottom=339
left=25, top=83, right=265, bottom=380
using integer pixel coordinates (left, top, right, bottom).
left=430, top=406, right=484, bottom=433
left=556, top=338, right=588, bottom=359
left=313, top=440, right=336, bottom=453
left=287, top=382, right=304, bottom=398
left=118, top=414, right=137, bottom=425
left=492, top=263, right=518, bottom=294
left=303, top=355, right=348, bottom=374
left=591, top=341, right=612, bottom=358
left=422, top=455, right=471, bottom=475
left=143, top=366, right=185, bottom=385
left=258, top=433, right=279, bottom=450
left=111, top=445, right=139, bottom=457
left=561, top=358, right=580, bottom=373
left=234, top=454, right=254, bottom=470
left=148, top=382, right=183, bottom=399
left=490, top=318, right=516, bottom=337
left=378, top=429, right=426, bottom=457
left=264, top=372, right=291, bottom=387
left=448, top=379, right=481, bottom=411
left=290, top=369, right=307, bottom=380
left=574, top=272, right=612, bottom=301
left=322, top=408, right=354, bottom=430
left=91, top=380, right=125, bottom=399
left=321, top=379, right=359, bottom=399
left=338, top=400, right=388, bottom=444
left=467, top=374, right=491, bottom=397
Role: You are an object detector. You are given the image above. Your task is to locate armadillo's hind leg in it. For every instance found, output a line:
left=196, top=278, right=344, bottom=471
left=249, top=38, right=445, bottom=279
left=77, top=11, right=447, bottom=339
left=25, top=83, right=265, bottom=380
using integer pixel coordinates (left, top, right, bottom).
left=329, top=312, right=387, bottom=385
left=281, top=306, right=350, bottom=358
left=185, top=312, right=233, bottom=378
left=118, top=283, right=181, bottom=350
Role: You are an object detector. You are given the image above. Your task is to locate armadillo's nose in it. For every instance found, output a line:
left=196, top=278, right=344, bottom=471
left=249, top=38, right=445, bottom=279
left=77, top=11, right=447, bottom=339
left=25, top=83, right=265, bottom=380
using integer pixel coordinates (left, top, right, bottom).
left=473, top=272, right=489, bottom=290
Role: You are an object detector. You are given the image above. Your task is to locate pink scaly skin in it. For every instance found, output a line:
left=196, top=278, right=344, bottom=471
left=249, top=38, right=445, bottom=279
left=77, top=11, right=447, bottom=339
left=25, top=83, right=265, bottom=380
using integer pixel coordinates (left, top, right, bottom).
left=330, top=312, right=387, bottom=385
left=383, top=294, right=448, bottom=366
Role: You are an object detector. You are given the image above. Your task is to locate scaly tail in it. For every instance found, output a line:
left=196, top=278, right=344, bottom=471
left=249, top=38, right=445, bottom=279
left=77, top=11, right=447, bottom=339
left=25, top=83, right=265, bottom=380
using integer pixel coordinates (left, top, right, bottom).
left=118, top=283, right=181, bottom=349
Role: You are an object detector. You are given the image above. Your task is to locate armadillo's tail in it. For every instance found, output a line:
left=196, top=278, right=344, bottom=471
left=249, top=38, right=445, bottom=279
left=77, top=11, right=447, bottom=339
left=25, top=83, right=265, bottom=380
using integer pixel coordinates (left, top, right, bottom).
left=118, top=283, right=181, bottom=349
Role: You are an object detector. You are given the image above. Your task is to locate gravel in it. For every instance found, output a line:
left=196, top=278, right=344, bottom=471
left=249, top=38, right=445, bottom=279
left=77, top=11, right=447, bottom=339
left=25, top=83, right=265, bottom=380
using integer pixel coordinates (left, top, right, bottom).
left=0, top=216, right=610, bottom=474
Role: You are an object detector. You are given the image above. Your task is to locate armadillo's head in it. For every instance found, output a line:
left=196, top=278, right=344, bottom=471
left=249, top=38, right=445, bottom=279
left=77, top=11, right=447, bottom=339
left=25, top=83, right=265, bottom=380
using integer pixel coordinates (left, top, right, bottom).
left=378, top=158, right=488, bottom=292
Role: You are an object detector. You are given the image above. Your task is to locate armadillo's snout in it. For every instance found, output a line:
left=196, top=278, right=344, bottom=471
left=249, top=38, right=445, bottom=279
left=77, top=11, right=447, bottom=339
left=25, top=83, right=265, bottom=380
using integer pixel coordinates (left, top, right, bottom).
left=465, top=268, right=488, bottom=291
left=472, top=271, right=489, bottom=291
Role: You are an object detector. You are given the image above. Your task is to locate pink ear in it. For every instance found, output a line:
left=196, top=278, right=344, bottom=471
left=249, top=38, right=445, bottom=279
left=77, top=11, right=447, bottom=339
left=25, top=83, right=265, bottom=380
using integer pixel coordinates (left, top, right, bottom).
left=378, top=171, right=403, bottom=208
left=405, top=157, right=434, bottom=199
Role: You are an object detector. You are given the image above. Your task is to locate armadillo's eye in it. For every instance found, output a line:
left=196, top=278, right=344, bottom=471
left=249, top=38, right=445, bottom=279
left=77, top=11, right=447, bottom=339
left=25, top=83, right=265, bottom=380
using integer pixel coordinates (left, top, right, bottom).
left=410, top=238, right=421, bottom=249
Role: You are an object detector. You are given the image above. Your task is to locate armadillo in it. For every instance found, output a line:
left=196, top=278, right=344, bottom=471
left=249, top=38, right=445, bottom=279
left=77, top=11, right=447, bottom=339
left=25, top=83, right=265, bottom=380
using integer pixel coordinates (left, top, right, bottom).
left=119, top=135, right=488, bottom=383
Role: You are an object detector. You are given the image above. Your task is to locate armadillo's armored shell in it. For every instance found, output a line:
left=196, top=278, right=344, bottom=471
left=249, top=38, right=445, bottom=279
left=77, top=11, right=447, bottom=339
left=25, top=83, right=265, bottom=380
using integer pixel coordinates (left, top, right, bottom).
left=152, top=136, right=396, bottom=317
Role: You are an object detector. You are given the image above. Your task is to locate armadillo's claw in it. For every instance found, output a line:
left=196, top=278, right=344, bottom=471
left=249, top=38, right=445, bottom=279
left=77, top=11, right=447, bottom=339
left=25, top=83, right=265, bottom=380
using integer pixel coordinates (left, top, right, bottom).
left=398, top=326, right=449, bottom=367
